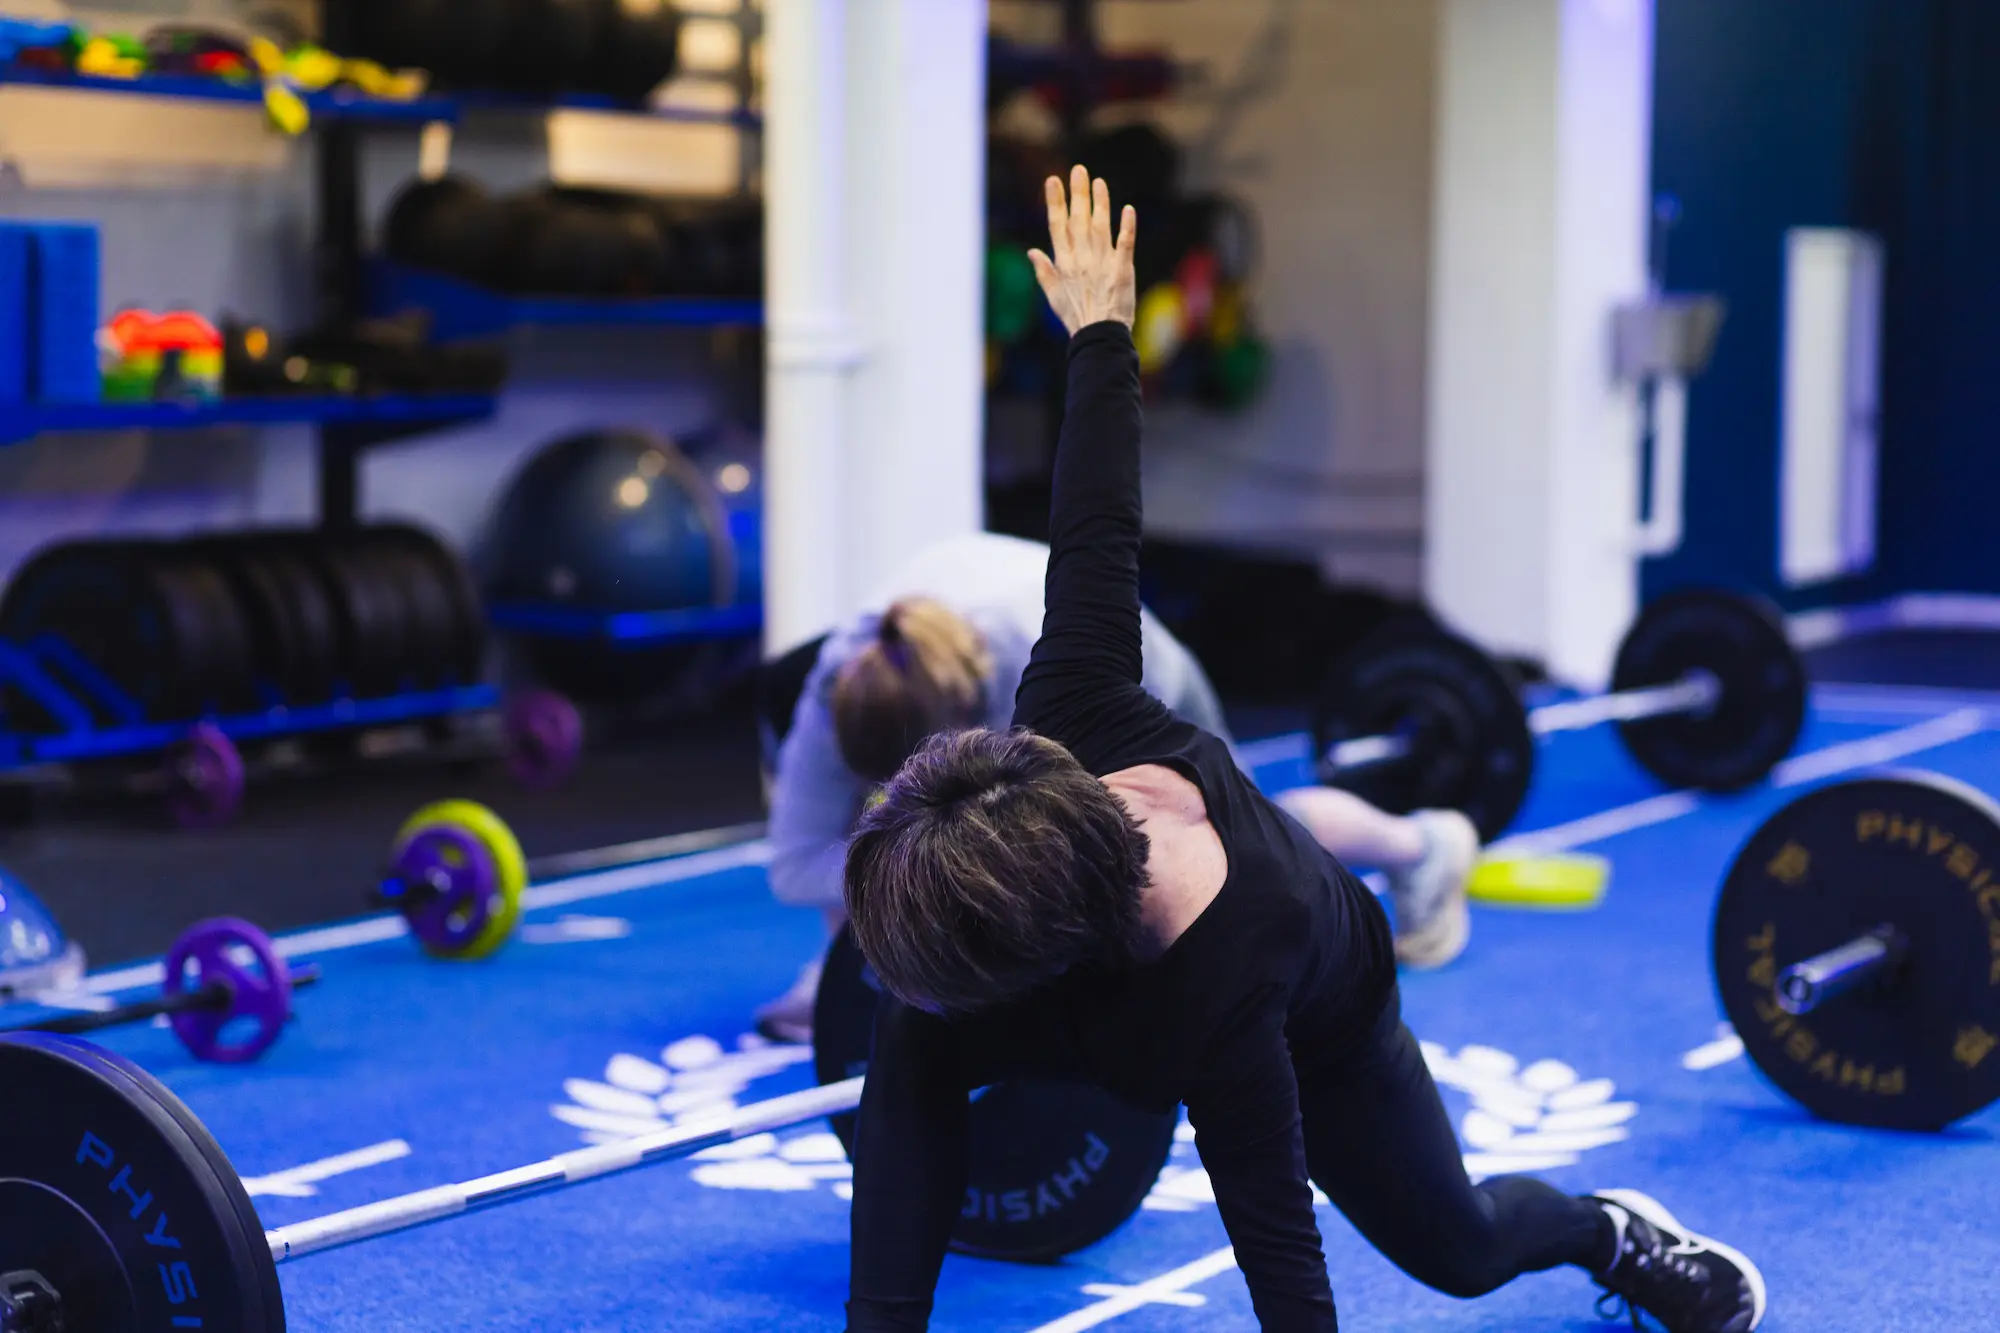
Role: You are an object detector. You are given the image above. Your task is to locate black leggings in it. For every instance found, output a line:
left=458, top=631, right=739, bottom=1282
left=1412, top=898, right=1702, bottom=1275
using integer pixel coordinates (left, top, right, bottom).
left=1297, top=990, right=1610, bottom=1299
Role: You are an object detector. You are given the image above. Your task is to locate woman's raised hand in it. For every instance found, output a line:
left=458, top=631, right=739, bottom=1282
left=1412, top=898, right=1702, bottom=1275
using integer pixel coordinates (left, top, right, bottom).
left=1027, top=165, right=1138, bottom=336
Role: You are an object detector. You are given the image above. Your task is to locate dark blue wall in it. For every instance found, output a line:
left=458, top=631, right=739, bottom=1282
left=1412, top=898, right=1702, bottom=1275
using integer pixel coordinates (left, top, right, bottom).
left=1647, top=0, right=2000, bottom=607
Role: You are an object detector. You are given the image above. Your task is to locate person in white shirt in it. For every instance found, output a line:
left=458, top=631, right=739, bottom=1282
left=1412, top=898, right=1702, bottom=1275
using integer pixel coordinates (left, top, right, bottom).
left=753, top=531, right=1477, bottom=1043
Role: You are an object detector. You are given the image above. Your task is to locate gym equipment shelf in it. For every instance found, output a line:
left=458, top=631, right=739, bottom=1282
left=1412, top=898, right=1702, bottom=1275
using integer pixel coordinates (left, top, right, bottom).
left=486, top=602, right=761, bottom=646
left=0, top=392, right=496, bottom=448
left=0, top=67, right=758, bottom=129
left=366, top=261, right=762, bottom=342
left=0, top=66, right=456, bottom=124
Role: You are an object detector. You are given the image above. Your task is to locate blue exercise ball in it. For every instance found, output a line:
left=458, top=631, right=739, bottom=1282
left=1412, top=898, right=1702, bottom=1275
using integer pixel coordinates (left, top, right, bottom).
left=484, top=429, right=742, bottom=701
left=486, top=428, right=736, bottom=613
left=0, top=869, right=83, bottom=1001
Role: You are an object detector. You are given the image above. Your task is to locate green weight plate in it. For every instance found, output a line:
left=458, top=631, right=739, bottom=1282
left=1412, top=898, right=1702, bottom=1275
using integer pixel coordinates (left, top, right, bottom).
left=1611, top=588, right=1806, bottom=792
left=1713, top=773, right=2000, bottom=1131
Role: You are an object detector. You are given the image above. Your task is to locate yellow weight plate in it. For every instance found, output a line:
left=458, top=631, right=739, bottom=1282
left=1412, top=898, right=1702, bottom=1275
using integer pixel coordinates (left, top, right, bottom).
left=1134, top=283, right=1187, bottom=375
left=394, top=799, right=528, bottom=960
left=1467, top=852, right=1610, bottom=910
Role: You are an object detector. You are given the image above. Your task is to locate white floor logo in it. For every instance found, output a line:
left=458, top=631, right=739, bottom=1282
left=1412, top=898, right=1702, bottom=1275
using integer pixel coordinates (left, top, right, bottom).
left=549, top=1035, right=1635, bottom=1210
left=549, top=1032, right=858, bottom=1197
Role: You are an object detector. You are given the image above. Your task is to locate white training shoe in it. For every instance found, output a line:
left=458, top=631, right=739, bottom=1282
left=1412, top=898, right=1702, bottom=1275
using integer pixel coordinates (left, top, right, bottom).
left=753, top=958, right=822, bottom=1045
left=1387, top=809, right=1478, bottom=970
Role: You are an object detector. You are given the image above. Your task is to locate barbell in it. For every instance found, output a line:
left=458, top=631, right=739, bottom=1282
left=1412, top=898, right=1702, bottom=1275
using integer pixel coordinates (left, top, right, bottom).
left=0, top=920, right=1171, bottom=1332
left=1313, top=587, right=1809, bottom=841
left=1712, top=771, right=2000, bottom=1131
left=2, top=918, right=315, bottom=1065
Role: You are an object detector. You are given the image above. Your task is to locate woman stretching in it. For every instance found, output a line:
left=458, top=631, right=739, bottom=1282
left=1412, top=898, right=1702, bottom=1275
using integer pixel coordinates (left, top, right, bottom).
left=835, top=168, right=1764, bottom=1333
left=755, top=533, right=1478, bottom=1043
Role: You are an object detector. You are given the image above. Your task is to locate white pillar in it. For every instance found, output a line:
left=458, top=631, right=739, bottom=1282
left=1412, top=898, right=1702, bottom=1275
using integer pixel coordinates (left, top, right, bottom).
left=1424, top=0, right=1655, bottom=687
left=840, top=0, right=987, bottom=609
left=764, top=0, right=865, bottom=654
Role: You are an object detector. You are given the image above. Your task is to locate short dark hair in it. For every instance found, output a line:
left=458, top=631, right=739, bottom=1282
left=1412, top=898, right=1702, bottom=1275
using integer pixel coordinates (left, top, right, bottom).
left=843, top=727, right=1149, bottom=1016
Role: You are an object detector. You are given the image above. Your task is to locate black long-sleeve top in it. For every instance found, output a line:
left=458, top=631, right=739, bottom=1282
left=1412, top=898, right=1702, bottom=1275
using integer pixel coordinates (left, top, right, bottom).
left=843, top=322, right=1395, bottom=1332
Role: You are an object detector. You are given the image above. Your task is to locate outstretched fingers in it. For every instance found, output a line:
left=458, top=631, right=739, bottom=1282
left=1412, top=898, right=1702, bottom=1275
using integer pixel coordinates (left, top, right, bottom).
left=1044, top=175, right=1073, bottom=271
left=1026, top=248, right=1061, bottom=303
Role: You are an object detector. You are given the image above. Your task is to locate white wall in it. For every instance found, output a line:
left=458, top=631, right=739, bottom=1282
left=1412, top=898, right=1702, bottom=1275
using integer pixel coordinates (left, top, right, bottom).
left=1425, top=0, right=1654, bottom=684
left=992, top=0, right=1440, bottom=596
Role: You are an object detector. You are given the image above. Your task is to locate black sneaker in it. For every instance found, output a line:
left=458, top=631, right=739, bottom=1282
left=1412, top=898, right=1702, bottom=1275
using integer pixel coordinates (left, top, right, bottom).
left=1586, top=1189, right=1765, bottom=1332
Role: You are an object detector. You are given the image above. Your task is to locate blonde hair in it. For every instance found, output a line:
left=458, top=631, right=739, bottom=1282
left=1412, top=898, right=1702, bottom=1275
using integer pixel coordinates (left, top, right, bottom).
left=831, top=598, right=994, bottom=783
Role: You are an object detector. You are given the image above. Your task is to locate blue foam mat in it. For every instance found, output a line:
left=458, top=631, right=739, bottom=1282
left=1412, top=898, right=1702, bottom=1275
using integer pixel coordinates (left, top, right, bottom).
left=57, top=689, right=2000, bottom=1331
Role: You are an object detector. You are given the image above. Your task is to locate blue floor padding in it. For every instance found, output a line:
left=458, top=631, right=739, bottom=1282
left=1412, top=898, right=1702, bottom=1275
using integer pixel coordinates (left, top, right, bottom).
left=57, top=688, right=2000, bottom=1331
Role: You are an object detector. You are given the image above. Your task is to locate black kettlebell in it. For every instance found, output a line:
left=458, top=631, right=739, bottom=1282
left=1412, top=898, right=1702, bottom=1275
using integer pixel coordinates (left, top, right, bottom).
left=584, top=0, right=683, bottom=105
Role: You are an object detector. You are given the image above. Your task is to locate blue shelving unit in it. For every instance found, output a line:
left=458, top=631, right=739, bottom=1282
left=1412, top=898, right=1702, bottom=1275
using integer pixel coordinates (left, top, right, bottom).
left=0, top=67, right=758, bottom=129
left=365, top=261, right=762, bottom=341
left=0, top=67, right=457, bottom=124
left=0, top=393, right=497, bottom=447
left=486, top=603, right=762, bottom=647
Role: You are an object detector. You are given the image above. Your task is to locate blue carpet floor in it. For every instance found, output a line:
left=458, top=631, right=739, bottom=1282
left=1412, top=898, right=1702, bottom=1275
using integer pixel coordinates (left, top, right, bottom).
left=43, top=681, right=2000, bottom=1331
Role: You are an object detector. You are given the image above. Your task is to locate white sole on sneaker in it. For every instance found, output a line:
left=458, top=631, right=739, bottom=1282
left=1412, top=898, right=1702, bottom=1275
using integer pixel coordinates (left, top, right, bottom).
left=1594, top=1188, right=1767, bottom=1330
left=1391, top=809, right=1478, bottom=970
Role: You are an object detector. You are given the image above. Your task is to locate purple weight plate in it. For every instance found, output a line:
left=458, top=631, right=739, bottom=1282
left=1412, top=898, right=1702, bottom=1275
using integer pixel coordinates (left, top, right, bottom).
left=164, top=916, right=291, bottom=1064
left=504, top=688, right=583, bottom=789
left=166, top=722, right=246, bottom=829
left=392, top=825, right=500, bottom=954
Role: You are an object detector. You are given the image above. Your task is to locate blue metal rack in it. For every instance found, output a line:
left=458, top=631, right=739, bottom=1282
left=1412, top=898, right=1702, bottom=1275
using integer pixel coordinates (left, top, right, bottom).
left=365, top=261, right=763, bottom=342
left=0, top=66, right=458, bottom=123
left=0, top=67, right=759, bottom=129
left=0, top=393, right=497, bottom=448
left=486, top=603, right=760, bottom=646
left=0, top=631, right=494, bottom=770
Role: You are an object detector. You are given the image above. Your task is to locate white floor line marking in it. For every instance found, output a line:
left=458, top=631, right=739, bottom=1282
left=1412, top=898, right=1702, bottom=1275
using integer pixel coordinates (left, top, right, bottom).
left=1025, top=1247, right=1238, bottom=1333
left=69, top=703, right=1993, bottom=1000
left=1772, top=708, right=1984, bottom=787
left=1076, top=1284, right=1205, bottom=1308
left=1489, top=792, right=1703, bottom=856
left=1683, top=1026, right=1746, bottom=1072
left=240, top=1140, right=412, bottom=1199
left=1813, top=682, right=2000, bottom=711
left=26, top=989, right=119, bottom=1013
left=82, top=840, right=771, bottom=996
left=1491, top=709, right=1988, bottom=858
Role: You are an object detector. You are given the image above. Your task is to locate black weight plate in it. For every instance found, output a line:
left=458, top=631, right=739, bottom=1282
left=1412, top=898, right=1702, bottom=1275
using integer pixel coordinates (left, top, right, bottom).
left=332, top=540, right=420, bottom=694
left=368, top=524, right=487, bottom=684
left=1713, top=773, right=2000, bottom=1131
left=1611, top=588, right=1806, bottom=792
left=358, top=537, right=455, bottom=689
left=1313, top=625, right=1535, bottom=843
left=184, top=537, right=299, bottom=702
left=813, top=929, right=1175, bottom=1261
left=162, top=548, right=259, bottom=714
left=0, top=1032, right=282, bottom=1332
left=258, top=532, right=399, bottom=698
left=232, top=536, right=340, bottom=705
left=0, top=539, right=204, bottom=723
